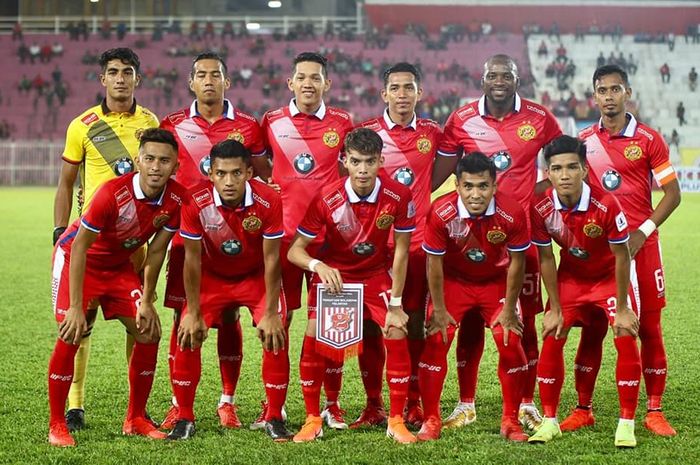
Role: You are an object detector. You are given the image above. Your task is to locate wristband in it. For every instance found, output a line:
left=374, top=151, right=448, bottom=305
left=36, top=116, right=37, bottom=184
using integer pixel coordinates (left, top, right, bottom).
left=53, top=226, right=66, bottom=245
left=308, top=259, right=321, bottom=273
left=389, top=296, right=402, bottom=306
left=638, top=219, right=656, bottom=238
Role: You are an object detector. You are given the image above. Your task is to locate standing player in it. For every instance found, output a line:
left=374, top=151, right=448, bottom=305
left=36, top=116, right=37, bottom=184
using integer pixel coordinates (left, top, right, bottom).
left=288, top=128, right=417, bottom=444
left=418, top=153, right=530, bottom=442
left=567, top=65, right=681, bottom=436
left=52, top=47, right=159, bottom=432
left=527, top=135, right=642, bottom=448
left=159, top=51, right=268, bottom=430
left=48, top=128, right=183, bottom=446
left=258, top=52, right=354, bottom=430
left=356, top=62, right=442, bottom=428
left=167, top=140, right=290, bottom=441
left=433, top=54, right=562, bottom=429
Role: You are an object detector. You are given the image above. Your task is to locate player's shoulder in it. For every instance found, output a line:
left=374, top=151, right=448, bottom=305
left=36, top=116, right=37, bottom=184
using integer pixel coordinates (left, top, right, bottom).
left=165, top=179, right=187, bottom=204
left=431, top=191, right=459, bottom=222
left=588, top=183, right=619, bottom=214
left=634, top=120, right=662, bottom=143
left=531, top=190, right=556, bottom=219
left=326, top=106, right=352, bottom=123
left=262, top=107, right=286, bottom=123
left=381, top=176, right=412, bottom=201
left=233, top=107, right=260, bottom=125
left=449, top=101, right=479, bottom=123
left=317, top=178, right=347, bottom=210
left=578, top=124, right=597, bottom=139
left=416, top=118, right=441, bottom=131
left=185, top=181, right=215, bottom=208
left=162, top=108, right=190, bottom=126
left=520, top=97, right=556, bottom=121
left=137, top=105, right=159, bottom=123
left=250, top=179, right=280, bottom=207
left=358, top=117, right=383, bottom=131
left=494, top=194, right=525, bottom=223
left=70, top=104, right=103, bottom=129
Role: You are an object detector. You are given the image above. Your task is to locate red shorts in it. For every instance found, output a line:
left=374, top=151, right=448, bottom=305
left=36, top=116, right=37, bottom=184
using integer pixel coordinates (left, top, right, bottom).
left=164, top=234, right=186, bottom=310
left=397, top=248, right=428, bottom=313
left=52, top=246, right=143, bottom=322
left=520, top=245, right=543, bottom=317
left=281, top=240, right=322, bottom=311
left=307, top=270, right=393, bottom=328
left=555, top=275, right=640, bottom=328
left=426, top=277, right=519, bottom=327
left=633, top=240, right=666, bottom=312
left=181, top=271, right=287, bottom=328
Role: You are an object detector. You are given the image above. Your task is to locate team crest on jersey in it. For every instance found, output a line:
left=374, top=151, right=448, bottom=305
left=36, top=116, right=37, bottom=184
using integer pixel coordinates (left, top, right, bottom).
left=153, top=213, right=170, bottom=229
left=113, top=157, right=134, bottom=176
left=624, top=143, right=643, bottom=161
left=583, top=221, right=603, bottom=238
left=294, top=153, right=315, bottom=174
left=122, top=237, right=140, bottom=249
left=134, top=128, right=145, bottom=141
left=486, top=228, right=507, bottom=244
left=491, top=151, right=512, bottom=171
left=221, top=239, right=242, bottom=256
left=601, top=169, right=622, bottom=191
left=323, top=129, right=340, bottom=148
left=466, top=248, right=487, bottom=262
left=352, top=242, right=375, bottom=256
left=568, top=247, right=589, bottom=260
left=416, top=137, right=432, bottom=154
left=376, top=213, right=395, bottom=230
left=517, top=123, right=537, bottom=141
left=394, top=167, right=414, bottom=186
left=242, top=215, right=262, bottom=232
left=199, top=155, right=212, bottom=176
left=227, top=130, right=245, bottom=144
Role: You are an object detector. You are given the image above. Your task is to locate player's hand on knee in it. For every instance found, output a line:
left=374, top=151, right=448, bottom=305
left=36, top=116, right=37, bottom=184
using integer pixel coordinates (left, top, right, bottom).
left=426, top=308, right=456, bottom=344
left=317, top=263, right=343, bottom=294
left=257, top=314, right=286, bottom=353
left=384, top=306, right=409, bottom=337
left=178, top=313, right=208, bottom=350
left=136, top=301, right=162, bottom=341
left=58, top=307, right=88, bottom=345
left=613, top=306, right=639, bottom=337
left=493, top=308, right=523, bottom=346
left=542, top=306, right=564, bottom=339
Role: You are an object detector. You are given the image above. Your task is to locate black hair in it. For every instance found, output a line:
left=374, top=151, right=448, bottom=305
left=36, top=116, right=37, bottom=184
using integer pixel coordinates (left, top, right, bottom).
left=383, top=62, right=421, bottom=88
left=210, top=139, right=251, bottom=166
left=543, top=135, right=587, bottom=165
left=293, top=51, right=328, bottom=77
left=344, top=127, right=383, bottom=156
left=592, top=64, right=629, bottom=88
left=191, top=51, right=228, bottom=77
left=99, top=48, right=140, bottom=73
left=138, top=128, right=178, bottom=153
left=456, top=152, right=496, bottom=181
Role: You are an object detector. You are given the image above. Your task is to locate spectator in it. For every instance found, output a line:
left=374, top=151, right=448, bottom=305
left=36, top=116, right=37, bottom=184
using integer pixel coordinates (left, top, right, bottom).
left=66, top=21, right=78, bottom=40
left=116, top=21, right=127, bottom=41
left=51, top=66, right=62, bottom=84
left=12, top=22, right=23, bottom=41
left=239, top=67, right=252, bottom=88
left=575, top=24, right=585, bottom=42
left=660, top=63, right=671, bottom=83
left=222, top=21, right=234, bottom=39
left=189, top=21, right=201, bottom=40
left=51, top=41, right=64, bottom=57
left=152, top=21, right=164, bottom=41
left=627, top=53, right=638, bottom=75
left=596, top=52, right=606, bottom=68
left=40, top=43, right=52, bottom=63
left=689, top=67, right=698, bottom=91
left=669, top=129, right=680, bottom=150
left=538, top=40, right=548, bottom=57
left=29, top=42, right=40, bottom=64
left=204, top=21, right=215, bottom=39
left=78, top=19, right=89, bottom=41
left=676, top=101, right=686, bottom=126
left=18, top=75, right=31, bottom=93
left=549, top=21, right=560, bottom=39
left=18, top=42, right=29, bottom=63
left=100, top=19, right=112, bottom=39
left=668, top=32, right=676, bottom=51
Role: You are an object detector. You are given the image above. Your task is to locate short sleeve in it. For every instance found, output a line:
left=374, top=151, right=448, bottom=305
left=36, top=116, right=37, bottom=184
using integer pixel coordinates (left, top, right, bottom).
left=179, top=196, right=203, bottom=240
left=648, top=133, right=677, bottom=187
left=530, top=199, right=552, bottom=246
left=506, top=205, right=531, bottom=252
left=437, top=111, right=461, bottom=157
left=605, top=196, right=629, bottom=244
left=80, top=184, right=114, bottom=233
left=393, top=189, right=416, bottom=233
left=262, top=192, right=284, bottom=239
left=62, top=118, right=85, bottom=165
left=247, top=119, right=267, bottom=157
left=297, top=193, right=326, bottom=239
left=422, top=204, right=447, bottom=255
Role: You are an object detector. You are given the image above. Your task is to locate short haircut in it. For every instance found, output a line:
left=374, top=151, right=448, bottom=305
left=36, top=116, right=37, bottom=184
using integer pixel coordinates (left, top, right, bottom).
left=543, top=135, right=587, bottom=165
left=293, top=51, right=328, bottom=77
left=191, top=51, right=228, bottom=77
left=383, top=62, right=422, bottom=87
left=210, top=139, right=251, bottom=166
left=99, top=48, right=140, bottom=73
left=344, top=128, right=383, bottom=157
left=484, top=54, right=518, bottom=77
left=456, top=152, right=497, bottom=181
left=592, top=64, right=629, bottom=88
left=139, top=128, right=178, bottom=153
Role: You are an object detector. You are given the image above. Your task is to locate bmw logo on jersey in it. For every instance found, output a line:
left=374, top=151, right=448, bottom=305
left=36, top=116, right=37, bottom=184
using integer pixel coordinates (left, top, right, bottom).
left=352, top=242, right=375, bottom=256
left=221, top=239, right=242, bottom=256
left=199, top=155, right=212, bottom=176
left=394, top=167, right=415, bottom=186
left=601, top=169, right=622, bottom=191
left=466, top=248, right=487, bottom=262
left=294, top=153, right=315, bottom=174
left=491, top=151, right=512, bottom=171
left=113, top=157, right=134, bottom=176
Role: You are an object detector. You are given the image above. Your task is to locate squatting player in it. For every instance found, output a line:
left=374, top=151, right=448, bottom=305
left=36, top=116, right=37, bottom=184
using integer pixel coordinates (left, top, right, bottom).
left=357, top=62, right=442, bottom=428
left=571, top=65, right=681, bottom=437
left=433, top=54, right=562, bottom=430
left=258, top=52, right=354, bottom=430
left=287, top=128, right=417, bottom=444
left=159, top=51, right=268, bottom=430
left=52, top=47, right=159, bottom=432
left=168, top=140, right=290, bottom=441
left=418, top=153, right=530, bottom=442
left=527, top=135, right=642, bottom=448
left=48, top=128, right=183, bottom=446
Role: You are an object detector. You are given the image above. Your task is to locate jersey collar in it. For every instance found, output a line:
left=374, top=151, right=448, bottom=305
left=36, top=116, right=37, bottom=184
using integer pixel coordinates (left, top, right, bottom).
left=101, top=98, right=137, bottom=115
left=189, top=98, right=235, bottom=119
left=552, top=182, right=591, bottom=212
left=132, top=172, right=166, bottom=205
left=478, top=93, right=522, bottom=117
left=289, top=98, right=326, bottom=119
left=383, top=108, right=417, bottom=130
left=213, top=181, right=254, bottom=208
left=345, top=177, right=381, bottom=204
left=597, top=112, right=637, bottom=137
left=457, top=195, right=496, bottom=218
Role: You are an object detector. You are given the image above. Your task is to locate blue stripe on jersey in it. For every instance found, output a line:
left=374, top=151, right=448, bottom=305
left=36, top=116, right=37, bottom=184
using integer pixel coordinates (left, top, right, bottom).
left=58, top=229, right=78, bottom=247
left=297, top=226, right=317, bottom=239
left=179, top=230, right=202, bottom=240
left=395, top=226, right=417, bottom=233
left=422, top=244, right=446, bottom=256
left=80, top=218, right=101, bottom=233
left=263, top=231, right=284, bottom=240
left=609, top=235, right=630, bottom=244
left=532, top=239, right=552, bottom=247
left=507, top=242, right=531, bottom=252
left=163, top=225, right=178, bottom=233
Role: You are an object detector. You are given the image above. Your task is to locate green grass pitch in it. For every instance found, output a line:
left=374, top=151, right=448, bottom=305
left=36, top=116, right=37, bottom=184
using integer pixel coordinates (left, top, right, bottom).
left=0, top=188, right=698, bottom=465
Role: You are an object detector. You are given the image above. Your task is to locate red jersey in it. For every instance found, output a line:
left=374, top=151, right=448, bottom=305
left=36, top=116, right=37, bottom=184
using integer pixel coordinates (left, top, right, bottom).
left=360, top=111, right=442, bottom=250
left=531, top=183, right=629, bottom=281
left=438, top=94, right=562, bottom=208
left=179, top=180, right=283, bottom=280
left=423, top=192, right=530, bottom=282
left=262, top=100, right=354, bottom=240
left=160, top=99, right=266, bottom=188
left=579, top=114, right=677, bottom=237
left=297, top=177, right=415, bottom=278
left=60, top=172, right=184, bottom=269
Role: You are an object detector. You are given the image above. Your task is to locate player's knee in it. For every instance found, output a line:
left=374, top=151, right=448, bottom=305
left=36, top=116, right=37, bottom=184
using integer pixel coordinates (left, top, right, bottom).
left=385, top=326, right=405, bottom=340
left=364, top=319, right=383, bottom=337
left=407, top=312, right=426, bottom=340
left=305, top=319, right=316, bottom=337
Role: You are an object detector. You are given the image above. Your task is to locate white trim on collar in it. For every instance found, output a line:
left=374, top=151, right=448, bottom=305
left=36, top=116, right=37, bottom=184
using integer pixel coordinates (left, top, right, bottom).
left=553, top=182, right=591, bottom=212
left=457, top=195, right=496, bottom=218
left=289, top=98, right=326, bottom=119
left=383, top=108, right=417, bottom=130
left=189, top=99, right=235, bottom=119
left=478, top=93, right=522, bottom=116
left=598, top=112, right=637, bottom=137
left=345, top=177, right=381, bottom=204
left=132, top=172, right=165, bottom=205
left=213, top=181, right=253, bottom=208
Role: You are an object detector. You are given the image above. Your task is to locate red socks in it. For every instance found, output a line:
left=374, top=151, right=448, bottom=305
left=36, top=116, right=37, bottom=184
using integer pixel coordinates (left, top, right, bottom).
left=358, top=333, right=385, bottom=403
left=520, top=315, right=539, bottom=404
left=299, top=335, right=324, bottom=417
left=418, top=332, right=452, bottom=419
left=638, top=309, right=667, bottom=410
left=455, top=312, right=484, bottom=403
left=536, top=336, right=567, bottom=418
left=323, top=358, right=343, bottom=405
left=573, top=317, right=607, bottom=407
left=217, top=320, right=243, bottom=397
left=384, top=338, right=411, bottom=417
left=407, top=338, right=425, bottom=403
left=127, top=342, right=158, bottom=420
left=262, top=337, right=289, bottom=420
left=614, top=335, right=642, bottom=419
left=167, top=313, right=180, bottom=395
left=48, top=339, right=80, bottom=425
left=491, top=327, right=527, bottom=420
left=172, top=346, right=202, bottom=421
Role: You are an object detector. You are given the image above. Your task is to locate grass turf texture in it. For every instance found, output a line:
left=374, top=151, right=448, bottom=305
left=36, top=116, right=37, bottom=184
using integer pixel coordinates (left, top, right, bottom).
left=0, top=187, right=698, bottom=465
